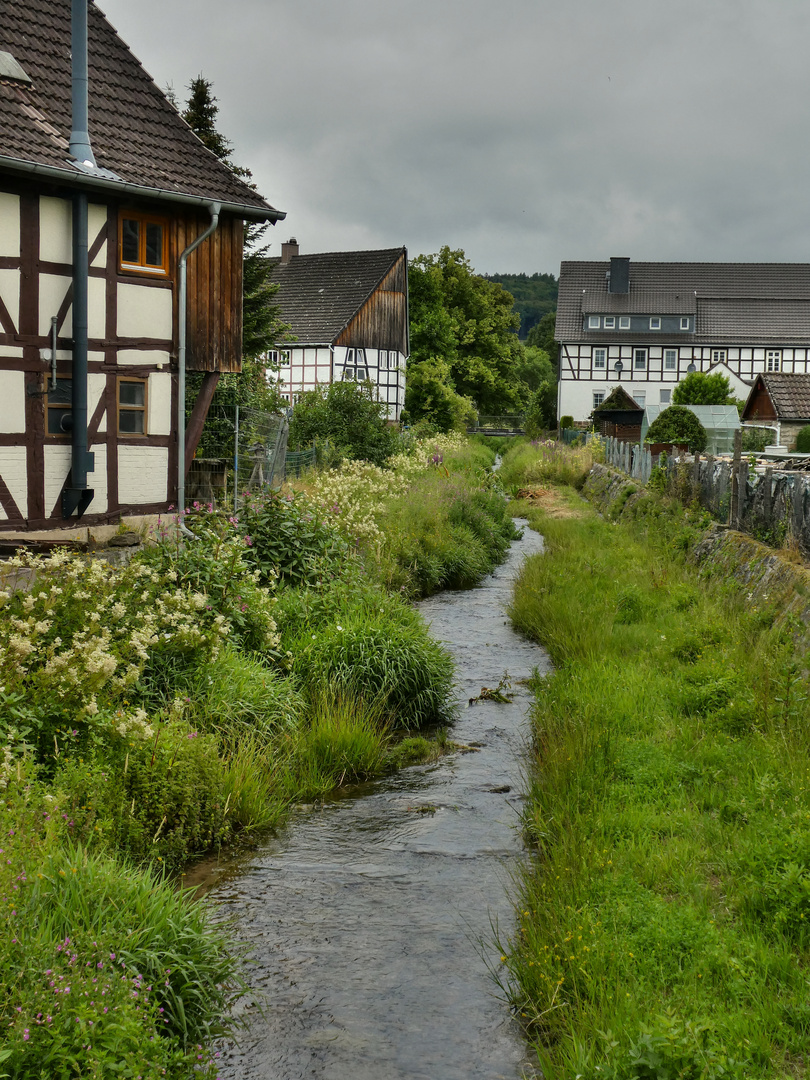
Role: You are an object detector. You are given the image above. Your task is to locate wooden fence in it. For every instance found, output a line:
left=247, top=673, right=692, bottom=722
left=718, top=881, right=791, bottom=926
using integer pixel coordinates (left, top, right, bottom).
left=604, top=434, right=810, bottom=552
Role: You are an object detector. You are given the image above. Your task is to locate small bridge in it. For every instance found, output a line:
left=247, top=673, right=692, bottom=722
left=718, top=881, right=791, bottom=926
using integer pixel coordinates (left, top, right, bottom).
left=467, top=415, right=525, bottom=437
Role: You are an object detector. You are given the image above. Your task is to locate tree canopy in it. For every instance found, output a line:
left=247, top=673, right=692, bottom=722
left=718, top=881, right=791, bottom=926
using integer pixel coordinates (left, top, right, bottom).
left=482, top=271, right=558, bottom=339
left=406, top=248, right=537, bottom=426
left=672, top=371, right=734, bottom=406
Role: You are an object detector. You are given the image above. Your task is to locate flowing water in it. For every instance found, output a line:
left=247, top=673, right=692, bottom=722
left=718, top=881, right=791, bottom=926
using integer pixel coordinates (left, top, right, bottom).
left=208, top=521, right=550, bottom=1079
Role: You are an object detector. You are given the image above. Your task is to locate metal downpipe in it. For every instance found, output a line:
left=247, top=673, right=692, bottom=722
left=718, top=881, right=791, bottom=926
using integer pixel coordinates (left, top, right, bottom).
left=177, top=203, right=220, bottom=537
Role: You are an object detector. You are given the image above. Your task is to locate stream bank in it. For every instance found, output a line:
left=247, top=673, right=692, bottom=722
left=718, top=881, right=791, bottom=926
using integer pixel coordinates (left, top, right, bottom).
left=204, top=521, right=549, bottom=1079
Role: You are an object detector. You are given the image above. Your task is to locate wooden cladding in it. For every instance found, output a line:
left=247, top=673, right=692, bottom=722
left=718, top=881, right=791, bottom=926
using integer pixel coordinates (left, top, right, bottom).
left=174, top=213, right=244, bottom=373
left=335, top=253, right=408, bottom=354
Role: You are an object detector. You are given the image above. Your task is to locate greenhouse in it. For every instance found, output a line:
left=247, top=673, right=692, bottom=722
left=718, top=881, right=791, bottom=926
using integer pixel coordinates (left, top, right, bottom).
left=641, top=404, right=741, bottom=455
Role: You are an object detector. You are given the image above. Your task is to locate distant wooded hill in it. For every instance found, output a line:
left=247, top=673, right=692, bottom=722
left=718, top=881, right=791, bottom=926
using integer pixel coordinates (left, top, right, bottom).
left=483, top=272, right=558, bottom=339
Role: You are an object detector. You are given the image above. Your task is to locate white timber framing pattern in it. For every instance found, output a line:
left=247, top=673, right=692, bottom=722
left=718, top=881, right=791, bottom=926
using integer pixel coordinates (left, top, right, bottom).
left=0, top=186, right=175, bottom=529
left=277, top=345, right=406, bottom=419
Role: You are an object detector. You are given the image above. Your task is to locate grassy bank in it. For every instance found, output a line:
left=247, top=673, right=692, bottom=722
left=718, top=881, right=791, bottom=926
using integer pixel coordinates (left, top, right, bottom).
left=503, top=455, right=810, bottom=1078
left=0, top=432, right=513, bottom=1074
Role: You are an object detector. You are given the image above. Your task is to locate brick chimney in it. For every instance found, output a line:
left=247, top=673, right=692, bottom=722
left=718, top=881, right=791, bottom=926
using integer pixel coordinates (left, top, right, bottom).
left=280, top=237, right=299, bottom=264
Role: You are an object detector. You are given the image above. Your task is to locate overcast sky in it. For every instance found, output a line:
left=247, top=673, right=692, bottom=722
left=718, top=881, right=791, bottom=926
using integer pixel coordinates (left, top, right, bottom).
left=97, top=0, right=810, bottom=277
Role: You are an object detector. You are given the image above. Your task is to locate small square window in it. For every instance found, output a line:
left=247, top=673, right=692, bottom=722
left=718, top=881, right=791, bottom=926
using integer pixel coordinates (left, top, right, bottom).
left=593, top=391, right=605, bottom=408
left=664, top=350, right=677, bottom=370
left=119, top=212, right=168, bottom=275
left=118, top=378, right=147, bottom=435
left=593, top=348, right=607, bottom=369
left=604, top=317, right=615, bottom=329
left=634, top=349, right=647, bottom=370
left=680, top=317, right=690, bottom=331
left=650, top=317, right=661, bottom=330
left=588, top=316, right=600, bottom=329
left=712, top=349, right=727, bottom=364
left=619, top=316, right=630, bottom=330
left=660, top=388, right=671, bottom=404
left=767, top=350, right=781, bottom=372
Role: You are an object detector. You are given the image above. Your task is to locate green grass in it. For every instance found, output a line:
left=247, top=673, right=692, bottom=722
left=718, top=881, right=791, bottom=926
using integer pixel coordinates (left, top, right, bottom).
left=504, top=491, right=810, bottom=1079
left=498, top=437, right=604, bottom=490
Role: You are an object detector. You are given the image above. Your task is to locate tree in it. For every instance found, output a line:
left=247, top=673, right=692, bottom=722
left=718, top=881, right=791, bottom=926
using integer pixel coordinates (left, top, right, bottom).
left=645, top=405, right=707, bottom=453
left=180, top=77, right=287, bottom=418
left=672, top=371, right=733, bottom=406
left=407, top=248, right=527, bottom=421
left=403, top=357, right=476, bottom=432
left=526, top=311, right=558, bottom=369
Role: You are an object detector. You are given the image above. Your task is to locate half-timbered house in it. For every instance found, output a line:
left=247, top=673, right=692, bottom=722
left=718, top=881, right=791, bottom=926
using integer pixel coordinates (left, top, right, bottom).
left=269, top=241, right=408, bottom=421
left=556, top=258, right=810, bottom=435
left=0, top=0, right=283, bottom=533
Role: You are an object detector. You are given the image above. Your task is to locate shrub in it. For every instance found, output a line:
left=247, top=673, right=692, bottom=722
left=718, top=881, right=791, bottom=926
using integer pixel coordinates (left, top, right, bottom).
left=288, top=380, right=398, bottom=465
left=645, top=405, right=708, bottom=453
left=559, top=415, right=574, bottom=430
left=795, top=424, right=810, bottom=453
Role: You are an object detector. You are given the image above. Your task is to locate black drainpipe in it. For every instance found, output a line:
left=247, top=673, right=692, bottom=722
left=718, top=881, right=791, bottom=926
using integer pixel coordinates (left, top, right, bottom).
left=63, top=0, right=94, bottom=519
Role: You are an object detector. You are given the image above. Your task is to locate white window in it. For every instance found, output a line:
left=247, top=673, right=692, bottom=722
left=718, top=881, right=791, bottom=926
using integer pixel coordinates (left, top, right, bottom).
left=378, top=350, right=387, bottom=369
left=767, top=350, right=781, bottom=372
left=680, top=317, right=690, bottom=331
left=664, top=349, right=677, bottom=370
left=588, top=316, right=600, bottom=329
left=650, top=317, right=661, bottom=330
left=712, top=349, right=727, bottom=364
left=660, top=388, right=671, bottom=404
left=593, top=348, right=607, bottom=369
left=604, top=317, right=615, bottom=329
left=593, top=391, right=605, bottom=408
left=634, top=349, right=647, bottom=370
left=633, top=390, right=646, bottom=408
left=619, top=316, right=630, bottom=330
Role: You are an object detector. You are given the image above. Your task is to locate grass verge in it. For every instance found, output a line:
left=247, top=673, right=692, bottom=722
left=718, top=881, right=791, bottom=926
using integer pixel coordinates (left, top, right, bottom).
left=504, top=486, right=810, bottom=1079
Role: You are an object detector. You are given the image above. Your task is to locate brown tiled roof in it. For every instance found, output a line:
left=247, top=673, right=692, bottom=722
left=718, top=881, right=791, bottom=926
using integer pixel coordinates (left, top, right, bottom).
left=0, top=0, right=281, bottom=218
left=269, top=248, right=405, bottom=344
left=558, top=261, right=810, bottom=345
left=756, top=374, right=810, bottom=420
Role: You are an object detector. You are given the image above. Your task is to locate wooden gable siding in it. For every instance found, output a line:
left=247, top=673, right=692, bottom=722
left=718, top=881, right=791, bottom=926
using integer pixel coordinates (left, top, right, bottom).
left=335, top=255, right=408, bottom=353
left=176, top=213, right=243, bottom=373
left=744, top=378, right=777, bottom=422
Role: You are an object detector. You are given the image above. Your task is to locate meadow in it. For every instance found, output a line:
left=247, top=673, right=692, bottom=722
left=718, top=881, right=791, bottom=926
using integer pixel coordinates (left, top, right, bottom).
left=501, top=439, right=810, bottom=1079
left=0, top=432, right=515, bottom=1077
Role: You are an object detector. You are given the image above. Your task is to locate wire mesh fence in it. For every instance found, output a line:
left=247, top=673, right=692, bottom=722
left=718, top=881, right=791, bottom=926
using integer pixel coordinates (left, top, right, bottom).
left=187, top=405, right=289, bottom=508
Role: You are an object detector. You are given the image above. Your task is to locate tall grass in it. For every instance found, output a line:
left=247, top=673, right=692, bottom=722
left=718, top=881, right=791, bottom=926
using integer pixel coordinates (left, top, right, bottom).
left=505, top=493, right=810, bottom=1079
left=498, top=437, right=604, bottom=490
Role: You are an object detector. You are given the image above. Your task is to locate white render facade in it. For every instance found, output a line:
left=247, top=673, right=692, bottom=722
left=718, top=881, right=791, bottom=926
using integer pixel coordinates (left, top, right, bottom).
left=556, top=258, right=810, bottom=424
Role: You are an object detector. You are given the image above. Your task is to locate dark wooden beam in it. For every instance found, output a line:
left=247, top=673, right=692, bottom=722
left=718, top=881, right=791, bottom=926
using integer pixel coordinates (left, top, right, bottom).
left=184, top=370, right=220, bottom=476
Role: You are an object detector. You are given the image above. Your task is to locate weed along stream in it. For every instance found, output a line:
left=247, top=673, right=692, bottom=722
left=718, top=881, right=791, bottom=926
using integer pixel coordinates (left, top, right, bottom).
left=206, top=521, right=549, bottom=1079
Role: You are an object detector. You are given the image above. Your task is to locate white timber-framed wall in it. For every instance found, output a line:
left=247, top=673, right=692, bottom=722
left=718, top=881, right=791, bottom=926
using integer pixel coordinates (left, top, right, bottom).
left=0, top=183, right=175, bottom=530
left=276, top=344, right=406, bottom=420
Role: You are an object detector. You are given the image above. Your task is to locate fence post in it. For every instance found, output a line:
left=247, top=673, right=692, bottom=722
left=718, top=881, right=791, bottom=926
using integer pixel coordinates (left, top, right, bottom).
left=763, top=466, right=773, bottom=525
left=233, top=403, right=240, bottom=510
left=738, top=460, right=749, bottom=526
left=792, top=477, right=804, bottom=542
left=729, top=429, right=742, bottom=527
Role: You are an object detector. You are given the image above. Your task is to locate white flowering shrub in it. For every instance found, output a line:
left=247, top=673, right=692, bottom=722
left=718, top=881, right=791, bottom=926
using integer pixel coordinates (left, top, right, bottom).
left=0, top=540, right=275, bottom=758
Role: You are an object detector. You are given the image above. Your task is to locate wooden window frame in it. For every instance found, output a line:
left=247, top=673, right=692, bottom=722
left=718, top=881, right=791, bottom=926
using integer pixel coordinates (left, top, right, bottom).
left=119, top=210, right=169, bottom=276
left=712, top=349, right=727, bottom=364
left=664, top=349, right=677, bottom=370
left=46, top=377, right=72, bottom=439
left=766, top=349, right=782, bottom=372
left=117, top=376, right=148, bottom=436
left=593, top=348, right=607, bottom=369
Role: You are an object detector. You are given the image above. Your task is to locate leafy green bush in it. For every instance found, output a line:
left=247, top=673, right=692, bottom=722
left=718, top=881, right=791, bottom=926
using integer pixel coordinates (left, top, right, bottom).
left=645, top=405, right=707, bottom=453
left=238, top=489, right=349, bottom=587
left=288, top=380, right=398, bottom=465
left=559, top=415, right=574, bottom=429
left=672, top=370, right=733, bottom=405
left=795, top=424, right=810, bottom=453
left=742, top=425, right=771, bottom=453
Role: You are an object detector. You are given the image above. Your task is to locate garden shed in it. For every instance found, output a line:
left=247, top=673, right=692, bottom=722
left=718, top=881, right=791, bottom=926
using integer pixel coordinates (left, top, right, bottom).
left=641, top=404, right=740, bottom=455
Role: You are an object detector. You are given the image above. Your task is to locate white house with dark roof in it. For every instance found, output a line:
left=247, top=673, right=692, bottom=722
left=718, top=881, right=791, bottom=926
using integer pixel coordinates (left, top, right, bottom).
left=269, top=240, right=408, bottom=421
left=0, top=0, right=283, bottom=533
left=556, top=258, right=810, bottom=427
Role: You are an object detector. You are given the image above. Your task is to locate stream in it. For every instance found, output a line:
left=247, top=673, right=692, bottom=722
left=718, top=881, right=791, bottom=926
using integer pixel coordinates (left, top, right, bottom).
left=206, top=520, right=550, bottom=1079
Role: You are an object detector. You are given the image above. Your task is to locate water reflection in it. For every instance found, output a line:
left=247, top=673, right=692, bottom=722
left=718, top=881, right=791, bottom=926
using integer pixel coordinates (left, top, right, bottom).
left=213, top=521, right=549, bottom=1079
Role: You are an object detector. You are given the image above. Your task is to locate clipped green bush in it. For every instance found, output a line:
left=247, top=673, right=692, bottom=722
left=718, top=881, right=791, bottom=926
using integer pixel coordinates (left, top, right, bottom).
left=645, top=405, right=707, bottom=453
left=559, top=415, right=574, bottom=429
left=795, top=424, right=810, bottom=453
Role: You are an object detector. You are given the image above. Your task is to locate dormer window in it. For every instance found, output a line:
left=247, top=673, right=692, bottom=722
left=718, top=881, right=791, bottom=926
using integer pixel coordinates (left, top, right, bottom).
left=604, top=317, right=615, bottom=329
left=680, top=317, right=690, bottom=331
left=650, top=317, right=661, bottom=330
left=588, top=316, right=600, bottom=329
left=619, top=317, right=630, bottom=330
